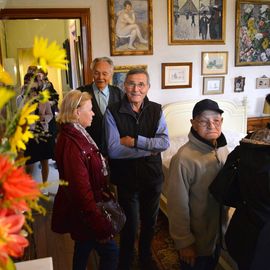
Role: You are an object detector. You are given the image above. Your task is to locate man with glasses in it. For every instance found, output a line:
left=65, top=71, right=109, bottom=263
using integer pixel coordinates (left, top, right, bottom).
left=104, top=69, right=170, bottom=270
left=78, top=57, right=124, bottom=150
left=167, top=99, right=229, bottom=270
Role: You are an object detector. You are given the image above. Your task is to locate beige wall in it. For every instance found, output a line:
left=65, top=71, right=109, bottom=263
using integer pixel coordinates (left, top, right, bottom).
left=3, top=0, right=270, bottom=116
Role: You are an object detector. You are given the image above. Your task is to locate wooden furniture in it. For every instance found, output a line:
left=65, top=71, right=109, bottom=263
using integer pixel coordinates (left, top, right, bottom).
left=247, top=116, right=270, bottom=133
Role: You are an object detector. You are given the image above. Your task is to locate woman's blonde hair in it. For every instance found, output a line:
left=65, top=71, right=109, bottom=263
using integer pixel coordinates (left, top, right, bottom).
left=57, top=90, right=91, bottom=124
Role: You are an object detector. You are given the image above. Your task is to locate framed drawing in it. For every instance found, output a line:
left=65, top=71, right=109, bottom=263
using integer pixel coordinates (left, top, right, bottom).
left=201, top=51, right=228, bottom=75
left=256, top=76, right=270, bottom=89
left=203, top=76, right=224, bottom=95
left=161, top=62, right=192, bottom=89
left=113, top=64, right=147, bottom=90
left=108, top=0, right=153, bottom=56
left=168, top=0, right=226, bottom=45
left=235, top=0, right=270, bottom=66
left=234, top=76, right=246, bottom=92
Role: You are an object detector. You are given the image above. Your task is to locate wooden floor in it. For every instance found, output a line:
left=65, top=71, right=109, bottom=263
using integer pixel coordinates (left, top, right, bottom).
left=22, top=195, right=99, bottom=270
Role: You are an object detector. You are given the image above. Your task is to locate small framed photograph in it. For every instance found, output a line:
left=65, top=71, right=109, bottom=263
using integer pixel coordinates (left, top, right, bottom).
left=256, top=77, right=270, bottom=89
left=113, top=65, right=147, bottom=90
left=201, top=51, right=228, bottom=75
left=161, top=62, right=192, bottom=89
left=234, top=76, right=246, bottom=92
left=203, top=76, right=224, bottom=95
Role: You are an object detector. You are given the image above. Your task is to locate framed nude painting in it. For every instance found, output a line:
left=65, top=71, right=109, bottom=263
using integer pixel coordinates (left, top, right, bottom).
left=168, top=0, right=226, bottom=45
left=108, top=0, right=153, bottom=56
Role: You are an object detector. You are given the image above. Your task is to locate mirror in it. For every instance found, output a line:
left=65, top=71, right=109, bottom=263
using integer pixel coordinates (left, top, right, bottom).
left=0, top=8, right=92, bottom=98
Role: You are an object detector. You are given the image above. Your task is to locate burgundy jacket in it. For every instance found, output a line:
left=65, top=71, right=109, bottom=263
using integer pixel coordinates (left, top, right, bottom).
left=51, top=123, right=113, bottom=241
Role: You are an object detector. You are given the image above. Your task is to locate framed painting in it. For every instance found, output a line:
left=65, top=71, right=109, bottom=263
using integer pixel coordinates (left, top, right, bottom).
left=168, top=0, right=226, bottom=45
left=256, top=76, right=270, bottom=89
left=203, top=76, right=224, bottom=94
left=113, top=64, right=147, bottom=90
left=161, top=62, right=192, bottom=89
left=235, top=0, right=270, bottom=66
left=201, top=51, right=228, bottom=75
left=108, top=0, right=153, bottom=56
left=234, top=76, right=246, bottom=92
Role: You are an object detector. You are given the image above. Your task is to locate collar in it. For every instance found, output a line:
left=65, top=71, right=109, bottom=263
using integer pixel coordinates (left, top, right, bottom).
left=93, top=83, right=109, bottom=97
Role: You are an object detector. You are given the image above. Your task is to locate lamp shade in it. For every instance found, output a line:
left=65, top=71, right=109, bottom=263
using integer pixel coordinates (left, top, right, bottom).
left=263, top=99, right=270, bottom=115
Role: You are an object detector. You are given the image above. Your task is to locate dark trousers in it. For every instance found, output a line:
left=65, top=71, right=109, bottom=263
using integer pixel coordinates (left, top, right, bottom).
left=72, top=239, right=119, bottom=270
left=117, top=184, right=162, bottom=270
left=180, top=246, right=220, bottom=270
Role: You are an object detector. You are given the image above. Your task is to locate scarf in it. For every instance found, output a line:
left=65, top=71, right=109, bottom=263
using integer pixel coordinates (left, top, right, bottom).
left=73, top=122, right=108, bottom=176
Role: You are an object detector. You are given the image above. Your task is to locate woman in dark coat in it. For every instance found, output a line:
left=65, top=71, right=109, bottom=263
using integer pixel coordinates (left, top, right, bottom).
left=51, top=90, right=118, bottom=270
left=224, top=127, right=270, bottom=270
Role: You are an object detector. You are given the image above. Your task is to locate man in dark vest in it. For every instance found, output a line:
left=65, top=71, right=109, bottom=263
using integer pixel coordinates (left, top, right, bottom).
left=78, top=57, right=124, bottom=149
left=104, top=69, right=170, bottom=270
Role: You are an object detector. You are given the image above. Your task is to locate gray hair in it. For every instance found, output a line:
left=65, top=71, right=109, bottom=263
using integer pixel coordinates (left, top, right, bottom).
left=125, top=68, right=150, bottom=85
left=90, top=57, right=114, bottom=73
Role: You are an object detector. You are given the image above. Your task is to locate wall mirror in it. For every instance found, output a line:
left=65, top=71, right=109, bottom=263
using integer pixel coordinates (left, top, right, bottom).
left=0, top=8, right=92, bottom=99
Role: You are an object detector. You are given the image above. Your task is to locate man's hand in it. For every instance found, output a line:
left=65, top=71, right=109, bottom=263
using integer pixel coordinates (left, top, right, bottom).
left=178, top=244, right=197, bottom=267
left=120, top=136, right=135, bottom=147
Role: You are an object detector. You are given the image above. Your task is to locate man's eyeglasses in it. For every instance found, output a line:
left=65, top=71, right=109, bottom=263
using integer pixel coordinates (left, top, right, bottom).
left=196, top=118, right=222, bottom=128
left=125, top=81, right=147, bottom=89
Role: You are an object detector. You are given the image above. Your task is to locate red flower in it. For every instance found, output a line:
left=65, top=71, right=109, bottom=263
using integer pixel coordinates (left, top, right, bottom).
left=0, top=209, right=29, bottom=265
left=0, top=155, right=41, bottom=211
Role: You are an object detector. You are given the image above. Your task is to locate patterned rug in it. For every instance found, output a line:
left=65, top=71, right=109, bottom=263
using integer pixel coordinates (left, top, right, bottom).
left=152, top=211, right=180, bottom=270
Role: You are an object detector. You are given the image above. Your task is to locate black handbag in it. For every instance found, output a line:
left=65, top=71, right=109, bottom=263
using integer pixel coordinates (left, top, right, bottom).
left=97, top=192, right=126, bottom=235
left=209, top=148, right=241, bottom=207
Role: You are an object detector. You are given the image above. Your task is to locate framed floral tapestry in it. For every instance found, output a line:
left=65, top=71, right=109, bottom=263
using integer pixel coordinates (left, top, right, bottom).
left=168, top=0, right=226, bottom=45
left=235, top=0, right=270, bottom=66
left=108, top=0, right=153, bottom=56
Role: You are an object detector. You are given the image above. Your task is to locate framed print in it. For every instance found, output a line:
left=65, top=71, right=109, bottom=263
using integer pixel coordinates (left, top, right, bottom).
left=161, top=62, right=192, bottom=89
left=234, top=76, right=246, bottom=92
left=168, top=0, right=226, bottom=45
left=108, top=0, right=153, bottom=56
left=256, top=76, right=270, bottom=89
left=235, top=0, right=270, bottom=66
left=203, top=76, right=224, bottom=95
left=113, top=65, right=147, bottom=90
left=201, top=51, right=228, bottom=75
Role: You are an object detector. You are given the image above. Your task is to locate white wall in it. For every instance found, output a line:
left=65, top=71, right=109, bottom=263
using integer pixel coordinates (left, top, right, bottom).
left=5, top=0, right=270, bottom=116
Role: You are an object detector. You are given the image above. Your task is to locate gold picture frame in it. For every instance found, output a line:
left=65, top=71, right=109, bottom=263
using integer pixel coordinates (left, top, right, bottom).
left=201, top=51, right=228, bottom=75
left=203, top=76, right=224, bottom=95
left=108, top=0, right=153, bottom=56
left=168, top=0, right=226, bottom=45
left=113, top=65, right=147, bottom=90
left=235, top=0, right=270, bottom=66
left=161, top=62, right=192, bottom=89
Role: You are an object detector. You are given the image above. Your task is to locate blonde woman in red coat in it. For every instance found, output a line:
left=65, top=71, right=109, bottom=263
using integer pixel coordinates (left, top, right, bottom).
left=51, top=90, right=119, bottom=270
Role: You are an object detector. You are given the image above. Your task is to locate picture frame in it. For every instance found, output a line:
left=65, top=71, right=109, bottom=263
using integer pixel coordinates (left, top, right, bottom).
left=203, top=76, right=224, bottom=95
left=113, top=64, right=147, bottom=90
left=168, top=0, right=226, bottom=45
left=161, top=62, right=192, bottom=89
left=201, top=51, right=228, bottom=75
left=256, top=76, right=270, bottom=89
left=108, top=0, right=153, bottom=56
left=235, top=0, right=270, bottom=66
left=234, top=76, right=246, bottom=92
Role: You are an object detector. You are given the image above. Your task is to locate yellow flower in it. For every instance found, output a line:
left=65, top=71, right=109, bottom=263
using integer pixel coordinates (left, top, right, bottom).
left=19, top=102, right=39, bottom=126
left=33, top=36, right=68, bottom=72
left=9, top=126, right=34, bottom=153
left=0, top=87, right=15, bottom=111
left=39, top=90, right=50, bottom=103
left=0, top=65, right=13, bottom=85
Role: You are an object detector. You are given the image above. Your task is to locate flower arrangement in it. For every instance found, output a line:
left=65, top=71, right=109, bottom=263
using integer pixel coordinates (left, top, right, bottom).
left=239, top=4, right=270, bottom=63
left=0, top=36, right=67, bottom=270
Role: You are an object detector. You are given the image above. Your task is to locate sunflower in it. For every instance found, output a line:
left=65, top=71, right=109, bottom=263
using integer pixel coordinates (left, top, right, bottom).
left=18, top=101, right=39, bottom=126
left=39, top=89, right=50, bottom=103
left=0, top=65, right=13, bottom=86
left=0, top=87, right=15, bottom=111
left=33, top=36, right=68, bottom=72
